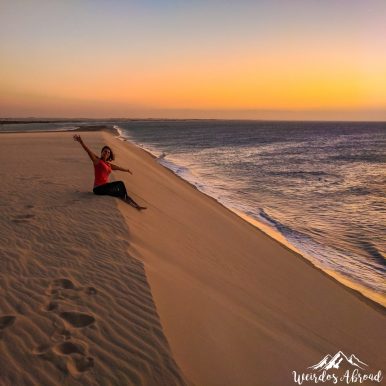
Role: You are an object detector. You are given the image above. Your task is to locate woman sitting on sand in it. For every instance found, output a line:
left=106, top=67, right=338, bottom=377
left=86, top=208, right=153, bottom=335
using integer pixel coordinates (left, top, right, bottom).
left=73, top=134, right=146, bottom=210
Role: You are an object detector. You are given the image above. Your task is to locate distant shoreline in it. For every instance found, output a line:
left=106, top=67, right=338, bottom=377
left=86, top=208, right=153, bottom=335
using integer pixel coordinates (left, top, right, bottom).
left=1, top=118, right=386, bottom=124
left=0, top=124, right=115, bottom=134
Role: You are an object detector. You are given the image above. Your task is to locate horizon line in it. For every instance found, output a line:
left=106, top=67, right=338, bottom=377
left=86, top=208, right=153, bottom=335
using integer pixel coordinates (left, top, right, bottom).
left=2, top=117, right=386, bottom=123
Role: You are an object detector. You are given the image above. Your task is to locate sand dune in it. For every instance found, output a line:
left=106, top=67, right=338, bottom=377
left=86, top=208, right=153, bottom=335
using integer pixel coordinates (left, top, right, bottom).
left=0, top=132, right=188, bottom=386
left=0, top=130, right=385, bottom=386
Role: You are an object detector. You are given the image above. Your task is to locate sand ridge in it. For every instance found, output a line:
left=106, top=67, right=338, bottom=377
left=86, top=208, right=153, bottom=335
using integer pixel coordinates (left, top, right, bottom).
left=0, top=132, right=189, bottom=386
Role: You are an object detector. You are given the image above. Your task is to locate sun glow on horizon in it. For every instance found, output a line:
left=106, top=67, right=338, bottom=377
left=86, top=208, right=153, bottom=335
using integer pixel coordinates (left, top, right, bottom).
left=1, top=0, right=386, bottom=120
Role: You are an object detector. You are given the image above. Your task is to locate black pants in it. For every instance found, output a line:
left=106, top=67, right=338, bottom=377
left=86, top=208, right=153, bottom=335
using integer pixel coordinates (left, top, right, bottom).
left=93, top=181, right=144, bottom=210
left=93, top=181, right=129, bottom=200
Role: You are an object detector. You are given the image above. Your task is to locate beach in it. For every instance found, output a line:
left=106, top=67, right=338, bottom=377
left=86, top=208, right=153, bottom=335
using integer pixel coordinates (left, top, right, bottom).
left=0, top=129, right=385, bottom=386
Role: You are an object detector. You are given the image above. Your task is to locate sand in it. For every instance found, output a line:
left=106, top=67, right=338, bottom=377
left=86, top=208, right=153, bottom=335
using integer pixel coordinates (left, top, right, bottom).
left=0, top=130, right=385, bottom=386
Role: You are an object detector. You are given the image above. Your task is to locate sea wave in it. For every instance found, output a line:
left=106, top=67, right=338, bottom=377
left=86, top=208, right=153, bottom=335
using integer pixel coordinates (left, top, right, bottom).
left=114, top=121, right=386, bottom=307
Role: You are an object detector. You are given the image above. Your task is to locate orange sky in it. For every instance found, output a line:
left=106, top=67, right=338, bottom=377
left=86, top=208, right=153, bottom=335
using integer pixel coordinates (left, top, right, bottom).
left=1, top=1, right=386, bottom=120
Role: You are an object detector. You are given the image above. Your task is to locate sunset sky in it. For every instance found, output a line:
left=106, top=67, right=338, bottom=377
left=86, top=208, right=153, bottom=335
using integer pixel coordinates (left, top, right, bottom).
left=1, top=0, right=385, bottom=120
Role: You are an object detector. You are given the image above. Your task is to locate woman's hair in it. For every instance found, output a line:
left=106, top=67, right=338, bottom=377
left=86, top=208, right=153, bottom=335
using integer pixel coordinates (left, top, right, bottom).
left=101, top=146, right=115, bottom=161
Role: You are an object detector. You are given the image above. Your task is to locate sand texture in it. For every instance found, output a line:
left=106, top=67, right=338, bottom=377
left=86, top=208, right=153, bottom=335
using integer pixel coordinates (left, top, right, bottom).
left=0, top=132, right=188, bottom=386
left=0, top=131, right=385, bottom=386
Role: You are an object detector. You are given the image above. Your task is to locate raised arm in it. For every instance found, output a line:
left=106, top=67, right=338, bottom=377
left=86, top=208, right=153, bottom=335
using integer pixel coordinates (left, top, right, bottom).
left=110, top=163, right=133, bottom=174
left=73, top=134, right=99, bottom=165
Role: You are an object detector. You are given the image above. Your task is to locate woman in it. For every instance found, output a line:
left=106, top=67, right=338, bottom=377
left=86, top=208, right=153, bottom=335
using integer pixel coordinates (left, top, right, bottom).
left=73, top=134, right=146, bottom=210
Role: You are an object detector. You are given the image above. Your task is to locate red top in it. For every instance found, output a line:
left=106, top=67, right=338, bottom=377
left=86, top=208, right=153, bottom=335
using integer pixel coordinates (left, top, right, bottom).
left=94, top=159, right=111, bottom=187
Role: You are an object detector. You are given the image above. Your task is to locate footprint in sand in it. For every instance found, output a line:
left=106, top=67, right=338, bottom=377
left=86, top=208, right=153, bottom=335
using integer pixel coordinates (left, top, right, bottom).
left=43, top=279, right=97, bottom=349
left=15, top=214, right=34, bottom=219
left=0, top=315, right=16, bottom=339
left=11, top=214, right=35, bottom=223
left=59, top=312, right=95, bottom=328
left=53, top=278, right=76, bottom=290
left=57, top=341, right=94, bottom=374
left=0, top=315, right=16, bottom=330
left=45, top=279, right=98, bottom=312
left=68, top=355, right=94, bottom=374
left=34, top=340, right=94, bottom=376
left=40, top=279, right=98, bottom=375
left=37, top=279, right=97, bottom=377
left=51, top=278, right=97, bottom=295
left=54, top=341, right=85, bottom=355
left=46, top=301, right=59, bottom=312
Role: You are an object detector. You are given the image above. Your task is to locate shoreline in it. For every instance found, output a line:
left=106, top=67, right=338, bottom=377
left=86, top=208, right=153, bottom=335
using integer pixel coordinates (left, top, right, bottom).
left=0, top=124, right=115, bottom=134
left=111, top=127, right=386, bottom=310
left=2, top=118, right=386, bottom=124
left=102, top=129, right=385, bottom=385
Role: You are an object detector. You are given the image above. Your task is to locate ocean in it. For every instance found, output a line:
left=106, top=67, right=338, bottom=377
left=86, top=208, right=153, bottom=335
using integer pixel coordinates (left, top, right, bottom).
left=3, top=119, right=385, bottom=305
left=114, top=120, right=386, bottom=305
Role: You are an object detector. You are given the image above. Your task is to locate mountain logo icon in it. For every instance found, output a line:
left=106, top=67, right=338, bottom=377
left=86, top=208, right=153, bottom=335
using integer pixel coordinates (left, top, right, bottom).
left=308, top=351, right=368, bottom=371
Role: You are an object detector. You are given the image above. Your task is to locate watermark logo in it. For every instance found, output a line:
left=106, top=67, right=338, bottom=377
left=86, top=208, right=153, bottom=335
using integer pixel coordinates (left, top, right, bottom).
left=292, top=351, right=383, bottom=384
left=308, top=351, right=368, bottom=371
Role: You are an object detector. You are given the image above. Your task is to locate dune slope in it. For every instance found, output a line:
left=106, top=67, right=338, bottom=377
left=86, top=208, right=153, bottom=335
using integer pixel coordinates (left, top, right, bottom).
left=0, top=132, right=189, bottom=386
